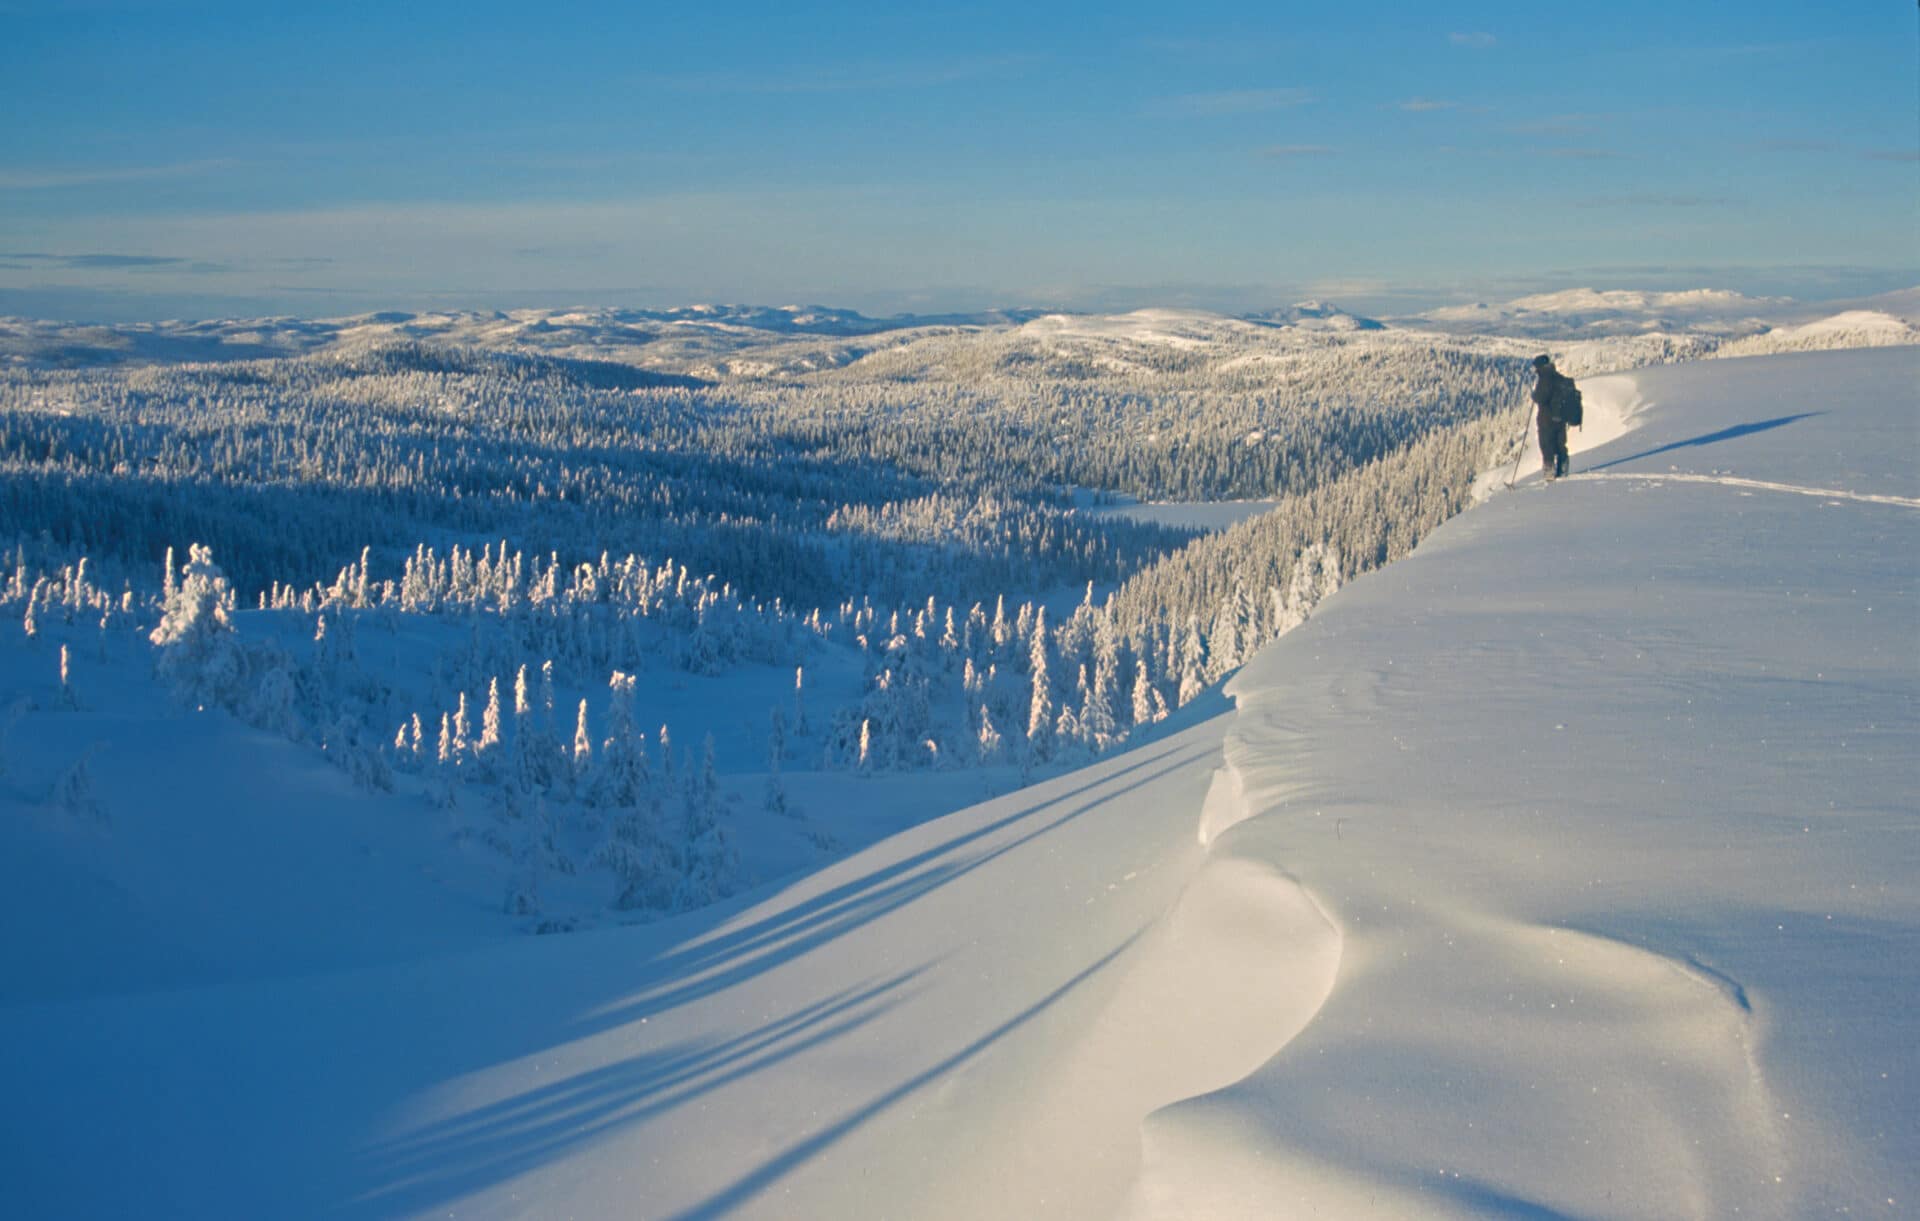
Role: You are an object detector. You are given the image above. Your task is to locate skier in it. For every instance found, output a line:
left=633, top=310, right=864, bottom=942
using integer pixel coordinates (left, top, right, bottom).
left=1530, top=354, right=1579, bottom=479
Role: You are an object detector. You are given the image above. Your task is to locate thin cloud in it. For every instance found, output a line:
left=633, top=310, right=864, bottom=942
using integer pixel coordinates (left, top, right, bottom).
left=1752, top=140, right=1917, bottom=162
left=1450, top=32, right=1497, bottom=49
left=1400, top=98, right=1461, bottom=113
left=1154, top=88, right=1316, bottom=117
left=1257, top=144, right=1335, bottom=159
left=2, top=251, right=233, bottom=274
left=638, top=54, right=1035, bottom=96
left=1538, top=147, right=1621, bottom=160
left=1576, top=194, right=1733, bottom=209
left=0, top=159, right=233, bottom=191
left=1507, top=114, right=1607, bottom=137
left=1752, top=139, right=1838, bottom=154
left=1138, top=35, right=1301, bottom=65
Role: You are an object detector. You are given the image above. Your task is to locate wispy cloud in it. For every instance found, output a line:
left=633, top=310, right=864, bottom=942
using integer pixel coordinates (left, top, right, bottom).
left=1576, top=194, right=1733, bottom=209
left=637, top=54, right=1035, bottom=96
left=1752, top=139, right=1838, bottom=154
left=1538, top=147, right=1621, bottom=160
left=1138, top=34, right=1300, bottom=66
left=1400, top=98, right=1461, bottom=113
left=1257, top=144, right=1335, bottom=159
left=1677, top=38, right=1846, bottom=63
left=0, top=159, right=233, bottom=191
left=1450, top=32, right=1497, bottom=49
left=1153, top=88, right=1316, bottom=117
left=1506, top=114, right=1607, bottom=137
left=1752, top=140, right=1919, bottom=163
left=2, top=251, right=231, bottom=274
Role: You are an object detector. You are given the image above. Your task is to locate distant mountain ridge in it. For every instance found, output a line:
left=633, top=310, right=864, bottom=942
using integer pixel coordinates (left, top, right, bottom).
left=1240, top=300, right=1385, bottom=331
left=2, top=287, right=1913, bottom=371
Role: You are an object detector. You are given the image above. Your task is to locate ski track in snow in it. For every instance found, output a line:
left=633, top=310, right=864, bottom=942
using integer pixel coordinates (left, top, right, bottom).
left=1571, top=470, right=1920, bottom=510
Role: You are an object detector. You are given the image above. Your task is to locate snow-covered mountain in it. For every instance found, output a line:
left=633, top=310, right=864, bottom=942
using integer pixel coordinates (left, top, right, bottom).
left=1240, top=300, right=1385, bottom=331
left=3, top=347, right=1911, bottom=1218
left=0, top=303, right=1048, bottom=372
left=6, top=287, right=1910, bottom=374
left=1405, top=286, right=1794, bottom=338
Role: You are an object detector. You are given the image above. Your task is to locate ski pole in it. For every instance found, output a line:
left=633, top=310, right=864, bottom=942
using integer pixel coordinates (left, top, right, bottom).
left=1505, top=406, right=1532, bottom=488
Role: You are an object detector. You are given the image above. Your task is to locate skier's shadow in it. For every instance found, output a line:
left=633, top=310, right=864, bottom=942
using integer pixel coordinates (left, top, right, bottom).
left=1588, top=412, right=1821, bottom=472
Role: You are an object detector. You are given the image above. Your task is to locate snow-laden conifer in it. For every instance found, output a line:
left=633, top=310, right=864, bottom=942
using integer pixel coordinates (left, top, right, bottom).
left=149, top=544, right=243, bottom=703
left=479, top=678, right=503, bottom=755
left=977, top=705, right=1003, bottom=764
left=1026, top=606, right=1053, bottom=762
left=674, top=735, right=735, bottom=909
left=764, top=707, right=789, bottom=815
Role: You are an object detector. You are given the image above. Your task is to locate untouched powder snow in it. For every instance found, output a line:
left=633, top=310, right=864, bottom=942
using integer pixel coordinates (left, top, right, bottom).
left=1, top=348, right=1914, bottom=1219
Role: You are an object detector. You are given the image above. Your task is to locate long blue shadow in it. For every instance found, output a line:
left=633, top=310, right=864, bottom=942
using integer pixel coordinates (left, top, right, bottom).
left=662, top=930, right=1145, bottom=1221
left=574, top=738, right=1211, bottom=1034
left=340, top=736, right=1214, bottom=1215
left=1587, top=412, right=1820, bottom=472
left=350, top=968, right=927, bottom=1215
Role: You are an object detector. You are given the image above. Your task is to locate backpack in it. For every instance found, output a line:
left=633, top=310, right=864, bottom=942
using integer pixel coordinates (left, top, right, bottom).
left=1553, top=377, right=1584, bottom=427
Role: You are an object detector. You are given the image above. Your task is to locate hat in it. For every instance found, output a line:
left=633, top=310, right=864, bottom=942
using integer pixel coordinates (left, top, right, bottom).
left=1532, top=354, right=1553, bottom=368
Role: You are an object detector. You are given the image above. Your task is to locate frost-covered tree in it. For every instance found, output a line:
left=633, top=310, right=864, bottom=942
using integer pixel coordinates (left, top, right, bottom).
left=479, top=677, right=503, bottom=755
left=51, top=748, right=106, bottom=824
left=764, top=707, right=789, bottom=815
left=571, top=699, right=594, bottom=790
left=452, top=691, right=473, bottom=760
left=674, top=734, right=735, bottom=909
left=58, top=644, right=80, bottom=710
left=977, top=704, right=1003, bottom=764
left=149, top=544, right=244, bottom=702
left=594, top=671, right=651, bottom=809
left=1026, top=606, right=1053, bottom=761
left=1176, top=616, right=1207, bottom=707
left=1131, top=659, right=1165, bottom=728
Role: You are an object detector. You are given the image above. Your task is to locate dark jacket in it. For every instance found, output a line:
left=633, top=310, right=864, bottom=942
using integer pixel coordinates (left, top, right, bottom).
left=1532, top=369, right=1576, bottom=423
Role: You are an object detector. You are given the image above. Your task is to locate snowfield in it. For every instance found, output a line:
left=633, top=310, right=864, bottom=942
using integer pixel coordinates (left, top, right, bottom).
left=1, top=347, right=1915, bottom=1218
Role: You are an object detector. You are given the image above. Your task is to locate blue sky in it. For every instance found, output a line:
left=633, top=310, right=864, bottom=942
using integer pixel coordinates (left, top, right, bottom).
left=2, top=1, right=1914, bottom=320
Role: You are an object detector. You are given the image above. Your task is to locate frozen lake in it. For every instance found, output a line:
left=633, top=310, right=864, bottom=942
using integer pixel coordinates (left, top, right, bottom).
left=1086, top=499, right=1280, bottom=532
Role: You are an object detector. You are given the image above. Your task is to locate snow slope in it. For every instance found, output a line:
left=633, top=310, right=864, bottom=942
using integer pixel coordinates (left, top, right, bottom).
left=2, top=349, right=1914, bottom=1218
left=1155, top=346, right=1918, bottom=1218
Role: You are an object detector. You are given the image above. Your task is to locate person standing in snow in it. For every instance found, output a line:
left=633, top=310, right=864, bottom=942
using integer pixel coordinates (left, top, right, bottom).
left=1530, top=354, right=1577, bottom=479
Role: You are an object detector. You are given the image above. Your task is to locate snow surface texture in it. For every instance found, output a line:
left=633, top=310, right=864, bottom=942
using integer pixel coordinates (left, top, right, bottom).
left=1, top=348, right=1915, bottom=1219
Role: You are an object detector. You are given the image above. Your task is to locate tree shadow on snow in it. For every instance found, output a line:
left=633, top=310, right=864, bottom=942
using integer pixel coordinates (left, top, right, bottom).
left=1587, top=412, right=1821, bottom=473
left=349, top=969, right=925, bottom=1216
left=342, top=736, right=1212, bottom=1217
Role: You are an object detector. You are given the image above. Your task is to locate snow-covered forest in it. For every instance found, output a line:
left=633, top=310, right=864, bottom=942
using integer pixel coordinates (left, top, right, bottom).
left=2, top=301, right=1911, bottom=928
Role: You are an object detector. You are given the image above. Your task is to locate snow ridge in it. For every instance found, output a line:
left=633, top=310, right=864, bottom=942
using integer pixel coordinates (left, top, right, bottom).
left=1117, top=690, right=1791, bottom=1219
